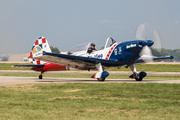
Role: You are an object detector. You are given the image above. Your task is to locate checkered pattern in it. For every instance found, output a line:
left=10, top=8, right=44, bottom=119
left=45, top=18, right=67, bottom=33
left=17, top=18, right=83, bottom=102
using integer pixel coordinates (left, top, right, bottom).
left=28, top=37, right=51, bottom=64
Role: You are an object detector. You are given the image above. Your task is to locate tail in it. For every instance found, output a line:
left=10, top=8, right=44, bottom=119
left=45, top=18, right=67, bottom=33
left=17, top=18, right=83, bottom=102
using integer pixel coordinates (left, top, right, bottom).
left=28, top=37, right=51, bottom=64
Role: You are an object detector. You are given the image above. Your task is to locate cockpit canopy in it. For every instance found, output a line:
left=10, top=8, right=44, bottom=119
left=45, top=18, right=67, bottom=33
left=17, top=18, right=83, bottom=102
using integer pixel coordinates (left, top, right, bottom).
left=67, top=37, right=117, bottom=55
left=68, top=42, right=92, bottom=55
left=104, top=37, right=117, bottom=48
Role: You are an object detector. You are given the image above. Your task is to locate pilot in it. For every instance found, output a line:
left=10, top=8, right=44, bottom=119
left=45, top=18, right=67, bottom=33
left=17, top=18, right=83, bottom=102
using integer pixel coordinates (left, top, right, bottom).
left=87, top=43, right=96, bottom=53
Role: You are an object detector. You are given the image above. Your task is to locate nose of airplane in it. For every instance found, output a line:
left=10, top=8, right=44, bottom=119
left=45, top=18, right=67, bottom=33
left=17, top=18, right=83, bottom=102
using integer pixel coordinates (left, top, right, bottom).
left=146, top=40, right=154, bottom=47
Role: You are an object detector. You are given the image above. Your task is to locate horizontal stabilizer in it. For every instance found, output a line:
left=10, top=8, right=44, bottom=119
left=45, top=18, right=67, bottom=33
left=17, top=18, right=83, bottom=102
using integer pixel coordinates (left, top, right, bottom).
left=11, top=64, right=45, bottom=69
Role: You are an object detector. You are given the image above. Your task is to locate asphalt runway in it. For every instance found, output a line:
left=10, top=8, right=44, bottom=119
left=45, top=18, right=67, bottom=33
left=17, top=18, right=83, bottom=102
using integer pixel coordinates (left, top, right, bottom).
left=1, top=76, right=180, bottom=86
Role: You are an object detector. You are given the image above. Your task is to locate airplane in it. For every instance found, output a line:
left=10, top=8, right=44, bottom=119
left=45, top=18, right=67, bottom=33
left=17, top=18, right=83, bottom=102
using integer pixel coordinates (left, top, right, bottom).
left=12, top=36, right=173, bottom=81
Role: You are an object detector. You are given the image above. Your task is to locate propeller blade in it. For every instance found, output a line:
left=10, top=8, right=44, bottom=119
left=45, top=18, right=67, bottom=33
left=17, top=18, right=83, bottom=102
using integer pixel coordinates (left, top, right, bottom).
left=139, top=46, right=153, bottom=63
left=152, top=29, right=162, bottom=53
left=135, top=23, right=146, bottom=40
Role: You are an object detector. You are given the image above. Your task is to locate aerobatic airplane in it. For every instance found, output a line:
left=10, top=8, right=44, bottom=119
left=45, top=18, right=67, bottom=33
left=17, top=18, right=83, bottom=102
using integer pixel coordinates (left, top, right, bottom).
left=12, top=36, right=173, bottom=81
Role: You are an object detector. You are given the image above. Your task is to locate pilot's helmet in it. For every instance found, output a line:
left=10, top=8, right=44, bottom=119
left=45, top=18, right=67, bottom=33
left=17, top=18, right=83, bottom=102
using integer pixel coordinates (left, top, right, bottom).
left=91, top=43, right=95, bottom=46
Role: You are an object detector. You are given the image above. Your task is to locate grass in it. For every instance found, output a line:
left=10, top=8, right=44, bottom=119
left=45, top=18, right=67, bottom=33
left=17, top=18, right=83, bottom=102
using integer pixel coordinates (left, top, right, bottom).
left=0, top=63, right=32, bottom=70
left=0, top=63, right=180, bottom=119
left=109, top=64, right=180, bottom=72
left=1, top=63, right=180, bottom=72
left=0, top=83, right=180, bottom=120
left=0, top=72, right=180, bottom=80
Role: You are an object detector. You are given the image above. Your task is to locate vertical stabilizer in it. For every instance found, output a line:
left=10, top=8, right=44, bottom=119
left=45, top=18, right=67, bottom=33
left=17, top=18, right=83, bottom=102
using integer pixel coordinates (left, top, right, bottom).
left=28, top=37, right=51, bottom=64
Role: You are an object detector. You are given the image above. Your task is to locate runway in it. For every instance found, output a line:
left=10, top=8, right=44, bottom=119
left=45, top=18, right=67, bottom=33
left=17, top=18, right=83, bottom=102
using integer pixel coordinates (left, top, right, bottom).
left=1, top=76, right=180, bottom=86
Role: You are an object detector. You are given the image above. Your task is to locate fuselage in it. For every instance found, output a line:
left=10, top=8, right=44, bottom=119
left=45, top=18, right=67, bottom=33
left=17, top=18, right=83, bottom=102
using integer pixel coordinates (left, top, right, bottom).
left=32, top=62, right=67, bottom=72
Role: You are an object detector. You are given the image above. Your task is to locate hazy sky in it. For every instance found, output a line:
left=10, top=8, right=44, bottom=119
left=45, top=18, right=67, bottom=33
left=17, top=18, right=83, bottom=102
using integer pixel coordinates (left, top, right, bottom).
left=0, top=0, right=180, bottom=54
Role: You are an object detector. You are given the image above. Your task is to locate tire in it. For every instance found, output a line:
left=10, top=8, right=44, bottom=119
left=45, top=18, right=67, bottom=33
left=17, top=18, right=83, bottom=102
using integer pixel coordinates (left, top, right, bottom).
left=97, top=78, right=105, bottom=81
left=39, top=75, right=43, bottom=79
left=135, top=77, right=142, bottom=81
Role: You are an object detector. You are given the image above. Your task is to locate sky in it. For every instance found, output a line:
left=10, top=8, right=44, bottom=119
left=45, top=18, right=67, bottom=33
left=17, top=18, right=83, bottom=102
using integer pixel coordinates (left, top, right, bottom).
left=0, top=0, right=180, bottom=54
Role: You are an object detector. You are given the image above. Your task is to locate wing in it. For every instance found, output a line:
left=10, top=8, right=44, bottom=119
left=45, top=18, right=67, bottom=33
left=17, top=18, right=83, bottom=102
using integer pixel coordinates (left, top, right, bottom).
left=33, top=51, right=118, bottom=69
left=134, top=56, right=173, bottom=64
left=11, top=64, right=45, bottom=69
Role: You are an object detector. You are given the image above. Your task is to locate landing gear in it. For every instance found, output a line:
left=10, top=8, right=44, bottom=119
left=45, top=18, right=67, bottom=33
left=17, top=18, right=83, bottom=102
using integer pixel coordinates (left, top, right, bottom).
left=135, top=78, right=142, bottom=81
left=134, top=74, right=143, bottom=81
left=39, top=71, right=44, bottom=79
left=91, top=63, right=109, bottom=82
left=39, top=75, right=43, bottom=79
left=129, top=64, right=146, bottom=81
left=97, top=78, right=105, bottom=81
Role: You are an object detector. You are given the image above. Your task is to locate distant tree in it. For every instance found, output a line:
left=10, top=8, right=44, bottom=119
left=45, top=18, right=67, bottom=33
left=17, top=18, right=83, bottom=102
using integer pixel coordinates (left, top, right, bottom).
left=50, top=46, right=60, bottom=53
left=151, top=48, right=180, bottom=62
left=166, top=49, right=173, bottom=55
left=151, top=48, right=161, bottom=57
left=151, top=48, right=172, bottom=57
left=161, top=48, right=170, bottom=56
left=1, top=56, right=8, bottom=61
left=171, top=50, right=180, bottom=62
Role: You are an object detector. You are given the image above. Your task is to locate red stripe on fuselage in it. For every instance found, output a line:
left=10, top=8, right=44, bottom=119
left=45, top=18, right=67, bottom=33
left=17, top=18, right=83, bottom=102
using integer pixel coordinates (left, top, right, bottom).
left=105, top=43, right=119, bottom=60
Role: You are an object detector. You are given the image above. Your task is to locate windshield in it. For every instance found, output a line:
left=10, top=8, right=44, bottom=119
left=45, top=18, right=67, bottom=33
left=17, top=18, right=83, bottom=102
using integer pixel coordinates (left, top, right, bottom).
left=68, top=42, right=92, bottom=54
left=104, top=37, right=117, bottom=48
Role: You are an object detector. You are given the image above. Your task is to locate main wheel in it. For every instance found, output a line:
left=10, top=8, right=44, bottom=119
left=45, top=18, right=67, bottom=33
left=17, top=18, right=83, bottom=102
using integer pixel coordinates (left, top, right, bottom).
left=135, top=77, right=142, bottom=81
left=97, top=78, right=105, bottom=82
left=39, top=75, right=43, bottom=79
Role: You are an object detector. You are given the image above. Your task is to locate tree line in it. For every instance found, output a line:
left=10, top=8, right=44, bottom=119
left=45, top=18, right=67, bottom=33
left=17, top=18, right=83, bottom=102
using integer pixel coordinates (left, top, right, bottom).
left=151, top=48, right=180, bottom=62
left=50, top=46, right=60, bottom=53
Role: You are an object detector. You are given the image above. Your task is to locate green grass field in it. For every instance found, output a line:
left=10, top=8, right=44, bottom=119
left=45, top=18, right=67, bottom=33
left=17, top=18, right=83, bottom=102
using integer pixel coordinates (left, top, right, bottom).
left=108, top=64, right=180, bottom=72
left=1, top=63, right=180, bottom=72
left=0, top=63, right=32, bottom=70
left=0, top=83, right=180, bottom=120
left=0, top=63, right=180, bottom=119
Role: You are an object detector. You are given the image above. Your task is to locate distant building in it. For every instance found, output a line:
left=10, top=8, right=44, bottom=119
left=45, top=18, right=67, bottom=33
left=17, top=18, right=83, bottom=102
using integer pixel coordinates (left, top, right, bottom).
left=8, top=53, right=29, bottom=62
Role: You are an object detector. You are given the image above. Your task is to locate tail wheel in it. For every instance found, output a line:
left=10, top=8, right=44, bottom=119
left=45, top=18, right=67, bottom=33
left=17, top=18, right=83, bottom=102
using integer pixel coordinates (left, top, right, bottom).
left=39, top=75, right=43, bottom=79
left=97, top=78, right=105, bottom=82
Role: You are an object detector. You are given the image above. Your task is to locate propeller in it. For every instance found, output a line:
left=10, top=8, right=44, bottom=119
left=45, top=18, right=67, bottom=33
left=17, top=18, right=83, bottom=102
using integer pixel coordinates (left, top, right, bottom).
left=135, top=23, right=162, bottom=63
left=152, top=29, right=163, bottom=53
left=139, top=41, right=154, bottom=63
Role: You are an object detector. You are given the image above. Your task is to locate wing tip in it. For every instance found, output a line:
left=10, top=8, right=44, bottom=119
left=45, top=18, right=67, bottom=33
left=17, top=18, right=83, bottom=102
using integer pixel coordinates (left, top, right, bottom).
left=170, top=56, right=174, bottom=59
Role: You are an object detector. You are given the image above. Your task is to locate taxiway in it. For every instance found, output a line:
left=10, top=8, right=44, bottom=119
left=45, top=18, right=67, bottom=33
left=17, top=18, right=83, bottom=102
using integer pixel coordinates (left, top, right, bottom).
left=0, top=76, right=180, bottom=87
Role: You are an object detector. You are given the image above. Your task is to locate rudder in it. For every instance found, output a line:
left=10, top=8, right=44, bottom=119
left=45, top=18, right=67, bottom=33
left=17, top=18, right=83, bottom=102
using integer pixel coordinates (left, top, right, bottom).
left=28, top=37, right=51, bottom=64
